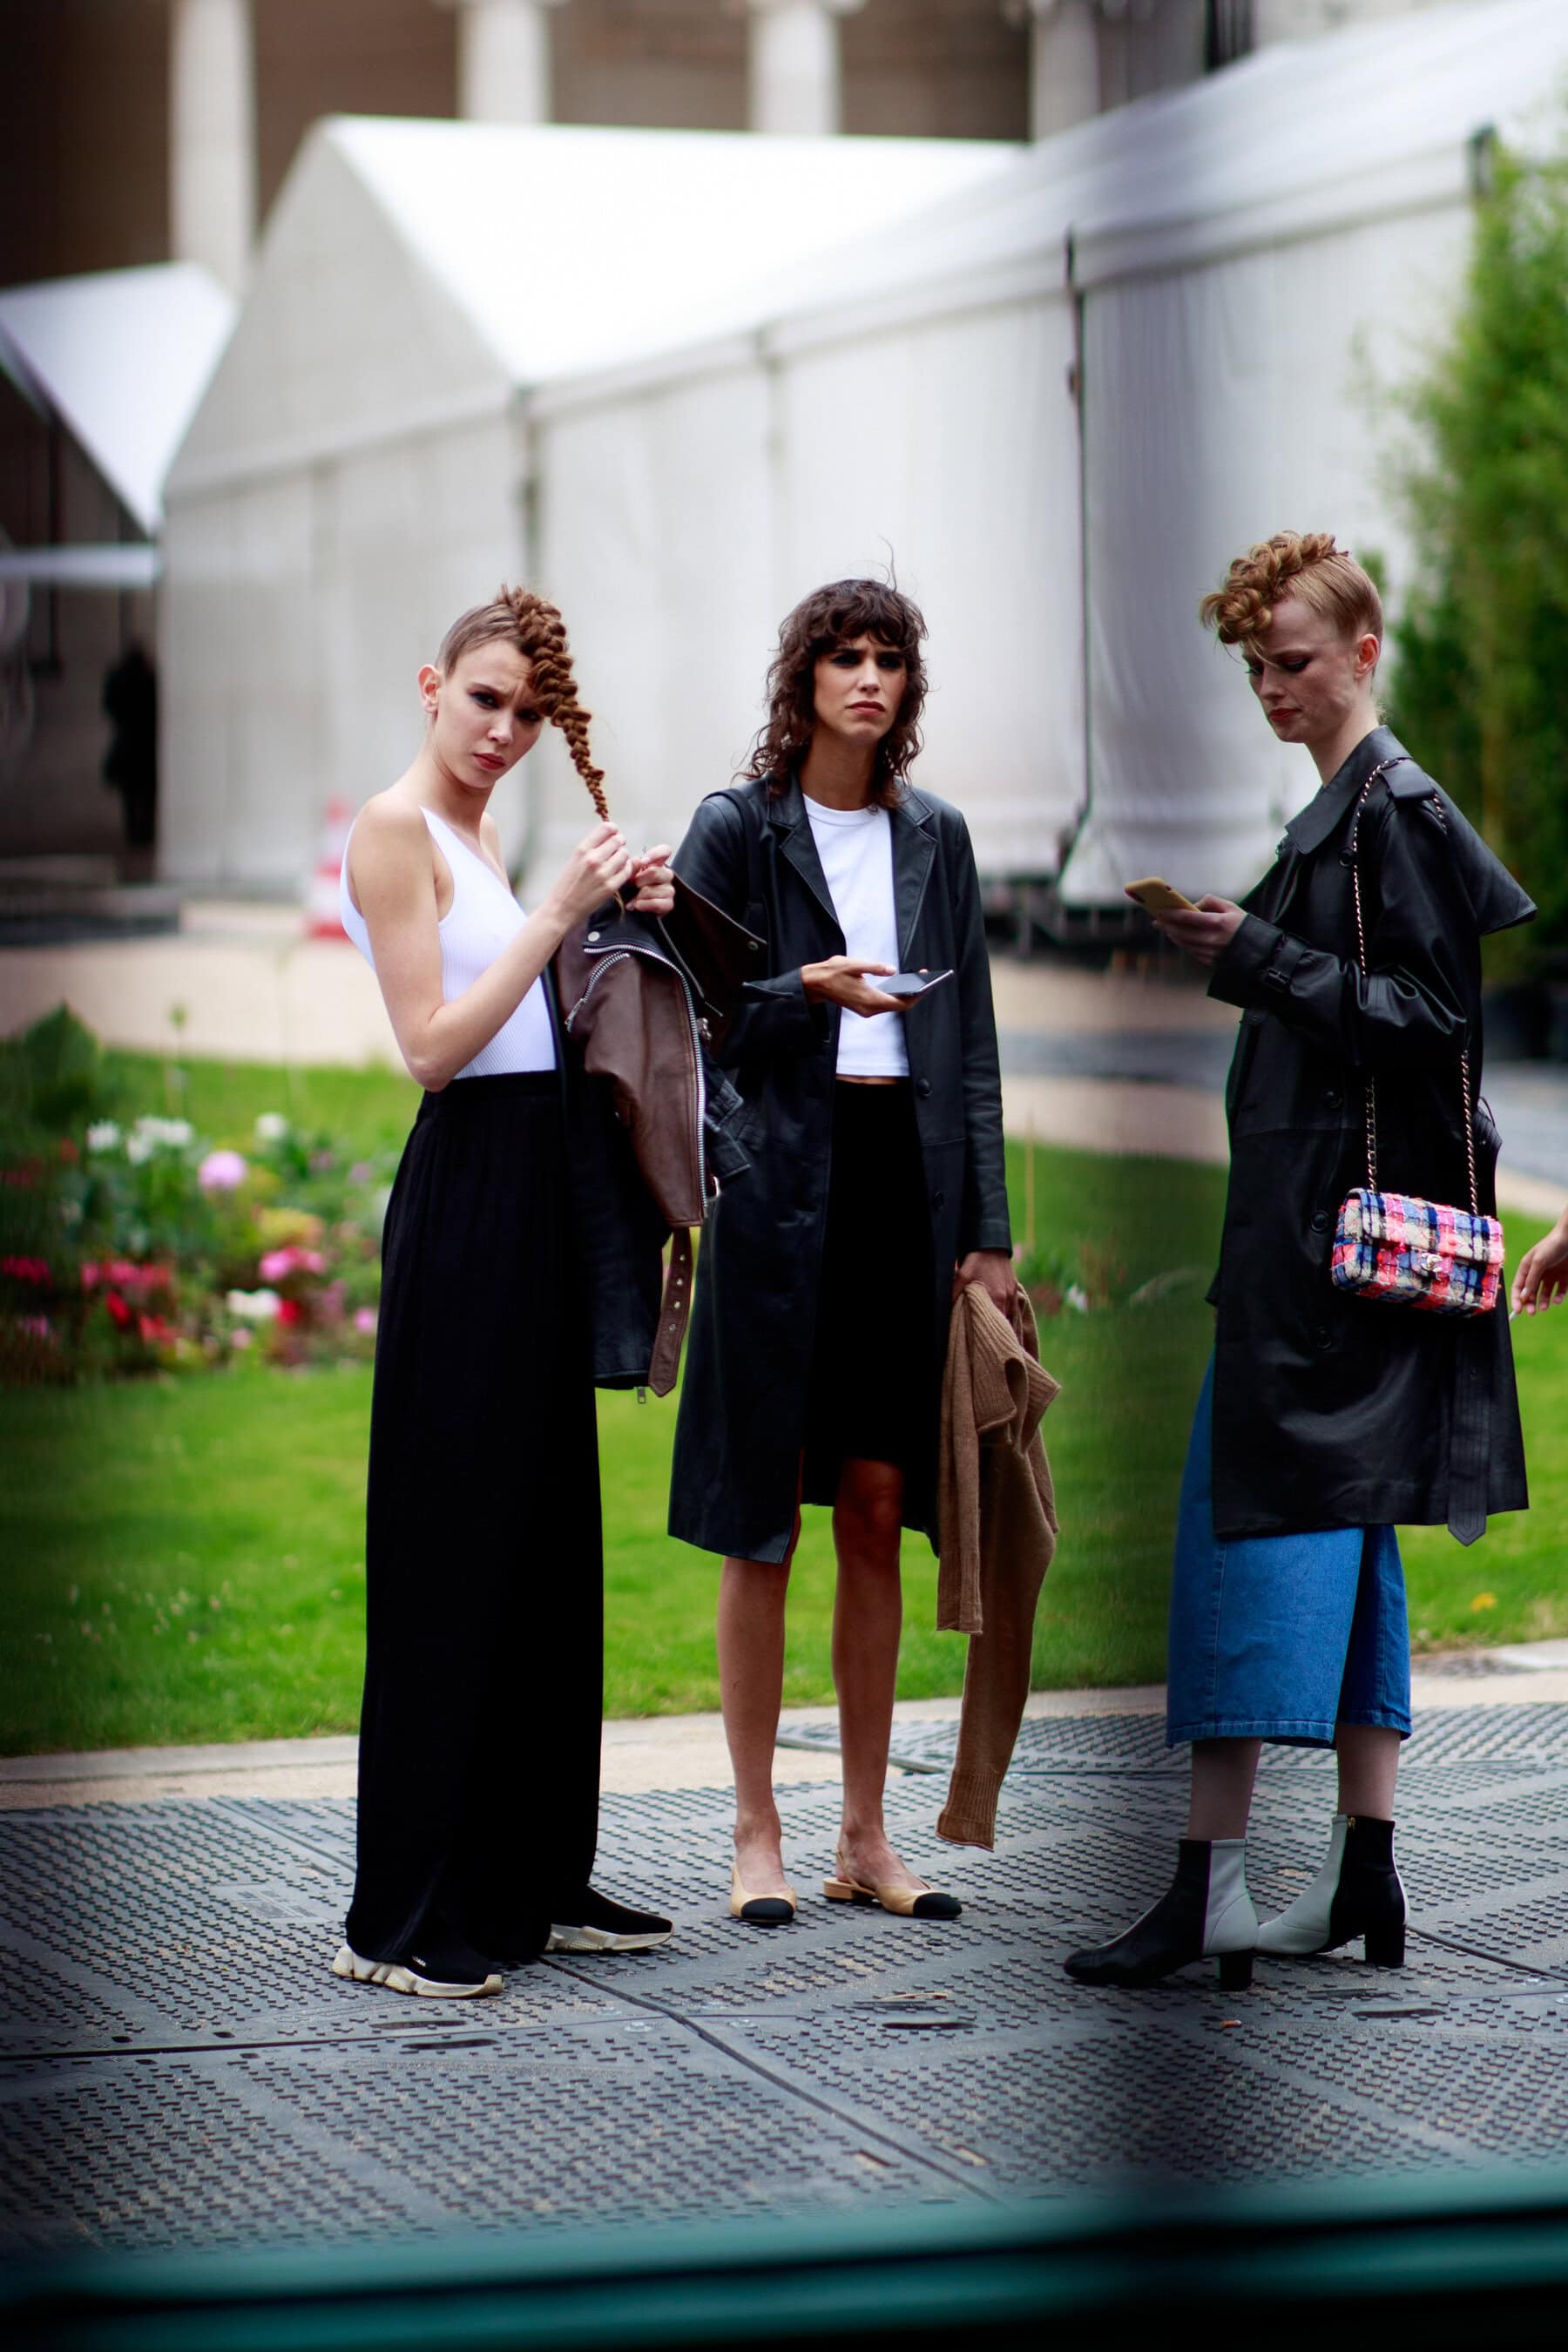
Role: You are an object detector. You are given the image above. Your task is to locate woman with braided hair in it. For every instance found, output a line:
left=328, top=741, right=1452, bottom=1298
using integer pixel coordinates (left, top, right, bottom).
left=1065, top=532, right=1533, bottom=1992
left=332, top=587, right=679, bottom=1998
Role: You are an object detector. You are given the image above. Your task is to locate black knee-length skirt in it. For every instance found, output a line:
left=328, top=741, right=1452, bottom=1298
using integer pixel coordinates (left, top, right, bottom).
left=344, top=1072, right=603, bottom=1968
left=800, top=1078, right=936, bottom=1503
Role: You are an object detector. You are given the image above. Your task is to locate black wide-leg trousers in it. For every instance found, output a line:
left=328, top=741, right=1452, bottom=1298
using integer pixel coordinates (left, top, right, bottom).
left=344, top=1073, right=603, bottom=1967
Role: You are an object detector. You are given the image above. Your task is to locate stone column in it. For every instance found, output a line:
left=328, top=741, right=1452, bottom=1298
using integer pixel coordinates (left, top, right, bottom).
left=169, top=0, right=256, bottom=293
left=743, top=0, right=867, bottom=139
left=449, top=0, right=570, bottom=125
left=1005, top=0, right=1102, bottom=140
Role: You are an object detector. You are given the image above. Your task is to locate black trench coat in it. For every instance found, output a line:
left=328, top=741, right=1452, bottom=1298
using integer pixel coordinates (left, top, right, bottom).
left=1205, top=727, right=1535, bottom=1547
left=666, top=775, right=1012, bottom=1562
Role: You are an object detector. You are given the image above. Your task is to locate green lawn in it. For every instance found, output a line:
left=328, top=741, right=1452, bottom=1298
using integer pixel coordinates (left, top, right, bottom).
left=102, top=1047, right=421, bottom=1156
left=3, top=1071, right=1565, bottom=1754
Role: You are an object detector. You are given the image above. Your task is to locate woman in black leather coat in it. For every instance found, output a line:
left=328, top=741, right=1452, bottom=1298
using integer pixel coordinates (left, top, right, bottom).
left=669, top=579, right=1014, bottom=1928
left=1065, top=532, right=1533, bottom=1994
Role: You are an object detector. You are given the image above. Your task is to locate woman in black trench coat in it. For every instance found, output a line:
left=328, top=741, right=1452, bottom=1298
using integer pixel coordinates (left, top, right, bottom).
left=1066, top=532, right=1533, bottom=1993
left=669, top=579, right=1014, bottom=1926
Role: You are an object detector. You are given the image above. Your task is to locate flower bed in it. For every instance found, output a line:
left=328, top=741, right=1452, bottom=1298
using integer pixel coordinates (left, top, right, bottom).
left=1, top=1009, right=393, bottom=1384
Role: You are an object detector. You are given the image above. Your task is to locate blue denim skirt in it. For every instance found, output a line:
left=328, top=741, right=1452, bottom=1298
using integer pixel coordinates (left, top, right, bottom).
left=1166, top=1359, right=1412, bottom=1749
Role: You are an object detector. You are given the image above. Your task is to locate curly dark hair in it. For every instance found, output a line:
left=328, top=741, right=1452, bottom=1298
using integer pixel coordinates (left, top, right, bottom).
left=740, top=579, right=929, bottom=808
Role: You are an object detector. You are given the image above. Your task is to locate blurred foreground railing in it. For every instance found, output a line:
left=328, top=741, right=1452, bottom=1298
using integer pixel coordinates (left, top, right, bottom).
left=5, top=2166, right=1568, bottom=2352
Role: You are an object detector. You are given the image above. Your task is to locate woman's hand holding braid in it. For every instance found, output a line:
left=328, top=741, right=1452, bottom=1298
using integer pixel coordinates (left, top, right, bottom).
left=543, top=820, right=635, bottom=927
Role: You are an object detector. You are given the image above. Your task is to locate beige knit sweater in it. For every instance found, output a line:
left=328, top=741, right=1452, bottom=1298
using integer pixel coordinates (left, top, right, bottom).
left=935, top=1284, right=1059, bottom=1848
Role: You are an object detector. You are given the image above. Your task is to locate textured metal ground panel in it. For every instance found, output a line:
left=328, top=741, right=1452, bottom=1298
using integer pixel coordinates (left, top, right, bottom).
left=3, top=1710, right=1567, bottom=2254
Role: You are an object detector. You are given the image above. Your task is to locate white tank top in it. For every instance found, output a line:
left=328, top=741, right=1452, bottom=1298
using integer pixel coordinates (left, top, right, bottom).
left=340, top=805, right=558, bottom=1078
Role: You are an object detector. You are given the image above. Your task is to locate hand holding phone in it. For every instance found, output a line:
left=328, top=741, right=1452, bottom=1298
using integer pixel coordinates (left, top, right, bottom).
left=875, top=969, right=954, bottom=1000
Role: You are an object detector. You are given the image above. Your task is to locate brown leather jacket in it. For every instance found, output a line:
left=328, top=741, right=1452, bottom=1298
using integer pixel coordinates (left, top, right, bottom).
left=552, top=877, right=760, bottom=1394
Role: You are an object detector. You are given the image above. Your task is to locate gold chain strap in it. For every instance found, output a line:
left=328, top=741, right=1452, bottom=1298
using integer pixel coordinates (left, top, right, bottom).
left=1346, top=761, right=1478, bottom=1217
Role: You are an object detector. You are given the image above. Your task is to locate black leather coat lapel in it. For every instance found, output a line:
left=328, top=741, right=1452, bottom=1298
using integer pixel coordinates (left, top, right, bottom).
left=770, top=778, right=844, bottom=944
left=891, top=790, right=937, bottom=965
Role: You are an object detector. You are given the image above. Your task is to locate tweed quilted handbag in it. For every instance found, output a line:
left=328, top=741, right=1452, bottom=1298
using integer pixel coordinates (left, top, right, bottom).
left=1330, top=761, right=1504, bottom=1319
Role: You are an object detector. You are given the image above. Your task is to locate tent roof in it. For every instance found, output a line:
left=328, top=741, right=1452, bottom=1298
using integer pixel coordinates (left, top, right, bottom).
left=531, top=0, right=1565, bottom=399
left=321, top=117, right=1017, bottom=386
left=0, top=264, right=235, bottom=534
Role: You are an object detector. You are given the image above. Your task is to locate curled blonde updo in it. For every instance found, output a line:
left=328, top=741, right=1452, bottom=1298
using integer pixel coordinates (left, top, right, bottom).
left=436, top=587, right=608, bottom=820
left=1200, top=531, right=1382, bottom=652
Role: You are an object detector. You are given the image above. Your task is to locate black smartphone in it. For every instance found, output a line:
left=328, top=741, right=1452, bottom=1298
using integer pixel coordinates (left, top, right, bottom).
left=876, top=970, right=955, bottom=998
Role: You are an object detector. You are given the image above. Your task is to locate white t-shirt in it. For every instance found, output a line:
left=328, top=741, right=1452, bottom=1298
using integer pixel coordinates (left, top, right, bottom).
left=804, top=797, right=909, bottom=1080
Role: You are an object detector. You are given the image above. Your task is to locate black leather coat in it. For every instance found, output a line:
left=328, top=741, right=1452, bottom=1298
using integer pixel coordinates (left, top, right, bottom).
left=1205, top=727, right=1535, bottom=1546
left=666, top=776, right=1012, bottom=1563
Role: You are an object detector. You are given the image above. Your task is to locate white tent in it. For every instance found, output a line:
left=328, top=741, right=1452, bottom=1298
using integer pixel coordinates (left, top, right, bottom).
left=163, top=0, right=1564, bottom=908
left=0, top=264, right=234, bottom=547
left=1058, top=0, right=1565, bottom=906
left=159, top=121, right=1016, bottom=890
left=519, top=0, right=1560, bottom=911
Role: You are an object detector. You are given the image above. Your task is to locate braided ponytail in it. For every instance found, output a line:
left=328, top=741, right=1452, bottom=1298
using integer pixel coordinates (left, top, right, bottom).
left=1200, top=531, right=1382, bottom=650
left=436, top=587, right=609, bottom=820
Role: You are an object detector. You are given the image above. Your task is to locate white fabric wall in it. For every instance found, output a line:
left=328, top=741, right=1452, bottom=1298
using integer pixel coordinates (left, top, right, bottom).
left=1059, top=199, right=1476, bottom=907
left=531, top=366, right=779, bottom=889
left=162, top=412, right=517, bottom=889
left=772, top=294, right=1077, bottom=878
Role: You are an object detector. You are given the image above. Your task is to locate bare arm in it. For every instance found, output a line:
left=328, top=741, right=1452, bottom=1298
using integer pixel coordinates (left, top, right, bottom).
left=350, top=801, right=633, bottom=1092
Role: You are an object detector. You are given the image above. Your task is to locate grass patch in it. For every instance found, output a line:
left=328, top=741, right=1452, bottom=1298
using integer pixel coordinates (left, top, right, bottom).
left=102, top=1049, right=420, bottom=1157
left=2, top=1046, right=1565, bottom=1753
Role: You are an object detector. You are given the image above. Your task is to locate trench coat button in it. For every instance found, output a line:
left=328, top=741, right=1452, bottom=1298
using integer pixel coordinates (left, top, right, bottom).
left=1323, top=1086, right=1342, bottom=1111
left=586, top=930, right=599, bottom=943
left=1311, top=1209, right=1331, bottom=1234
left=932, top=1190, right=946, bottom=1211
left=916, top=1078, right=932, bottom=1098
left=1313, top=1323, right=1334, bottom=1350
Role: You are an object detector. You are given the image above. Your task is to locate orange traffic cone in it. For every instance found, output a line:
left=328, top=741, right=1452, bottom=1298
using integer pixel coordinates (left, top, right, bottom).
left=304, top=798, right=354, bottom=940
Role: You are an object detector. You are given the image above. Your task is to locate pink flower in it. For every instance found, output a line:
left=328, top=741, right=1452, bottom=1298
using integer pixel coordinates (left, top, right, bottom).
left=354, top=1306, right=377, bottom=1335
left=276, top=1297, right=303, bottom=1328
left=198, top=1149, right=248, bottom=1192
left=105, top=1290, right=133, bottom=1331
left=230, top=1325, right=253, bottom=1350
left=2, top=1256, right=51, bottom=1284
left=258, top=1245, right=326, bottom=1282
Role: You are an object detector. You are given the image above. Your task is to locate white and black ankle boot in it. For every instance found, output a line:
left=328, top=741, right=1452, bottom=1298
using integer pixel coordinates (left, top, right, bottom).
left=1063, top=1838, right=1258, bottom=1990
left=1256, top=1813, right=1406, bottom=1966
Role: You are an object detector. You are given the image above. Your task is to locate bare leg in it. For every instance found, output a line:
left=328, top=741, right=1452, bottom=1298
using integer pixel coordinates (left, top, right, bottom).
left=1335, top=1722, right=1401, bottom=1816
left=831, top=1457, right=928, bottom=1892
left=718, top=1522, right=797, bottom=1901
left=1186, top=1738, right=1262, bottom=1841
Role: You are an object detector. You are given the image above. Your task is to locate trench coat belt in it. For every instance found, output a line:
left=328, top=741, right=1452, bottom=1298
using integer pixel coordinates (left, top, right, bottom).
left=1447, top=1322, right=1490, bottom=1547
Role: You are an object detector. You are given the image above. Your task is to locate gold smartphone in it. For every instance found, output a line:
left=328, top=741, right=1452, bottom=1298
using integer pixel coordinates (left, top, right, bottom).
left=1125, top=877, right=1199, bottom=914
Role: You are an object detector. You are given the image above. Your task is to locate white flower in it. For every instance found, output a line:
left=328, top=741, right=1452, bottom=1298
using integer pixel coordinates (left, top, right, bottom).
left=225, top=1288, right=282, bottom=1322
left=85, top=1121, right=121, bottom=1152
left=254, top=1112, right=289, bottom=1143
left=58, top=1199, right=84, bottom=1227
left=1064, top=1284, right=1090, bottom=1314
left=129, top=1115, right=194, bottom=1156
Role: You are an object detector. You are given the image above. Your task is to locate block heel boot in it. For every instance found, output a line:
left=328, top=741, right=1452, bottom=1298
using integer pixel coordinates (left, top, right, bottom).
left=1255, top=1813, right=1406, bottom=1966
left=1063, top=1838, right=1258, bottom=1990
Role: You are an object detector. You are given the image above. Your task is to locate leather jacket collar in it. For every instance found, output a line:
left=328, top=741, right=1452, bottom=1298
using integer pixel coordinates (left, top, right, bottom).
left=1281, top=724, right=1405, bottom=858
